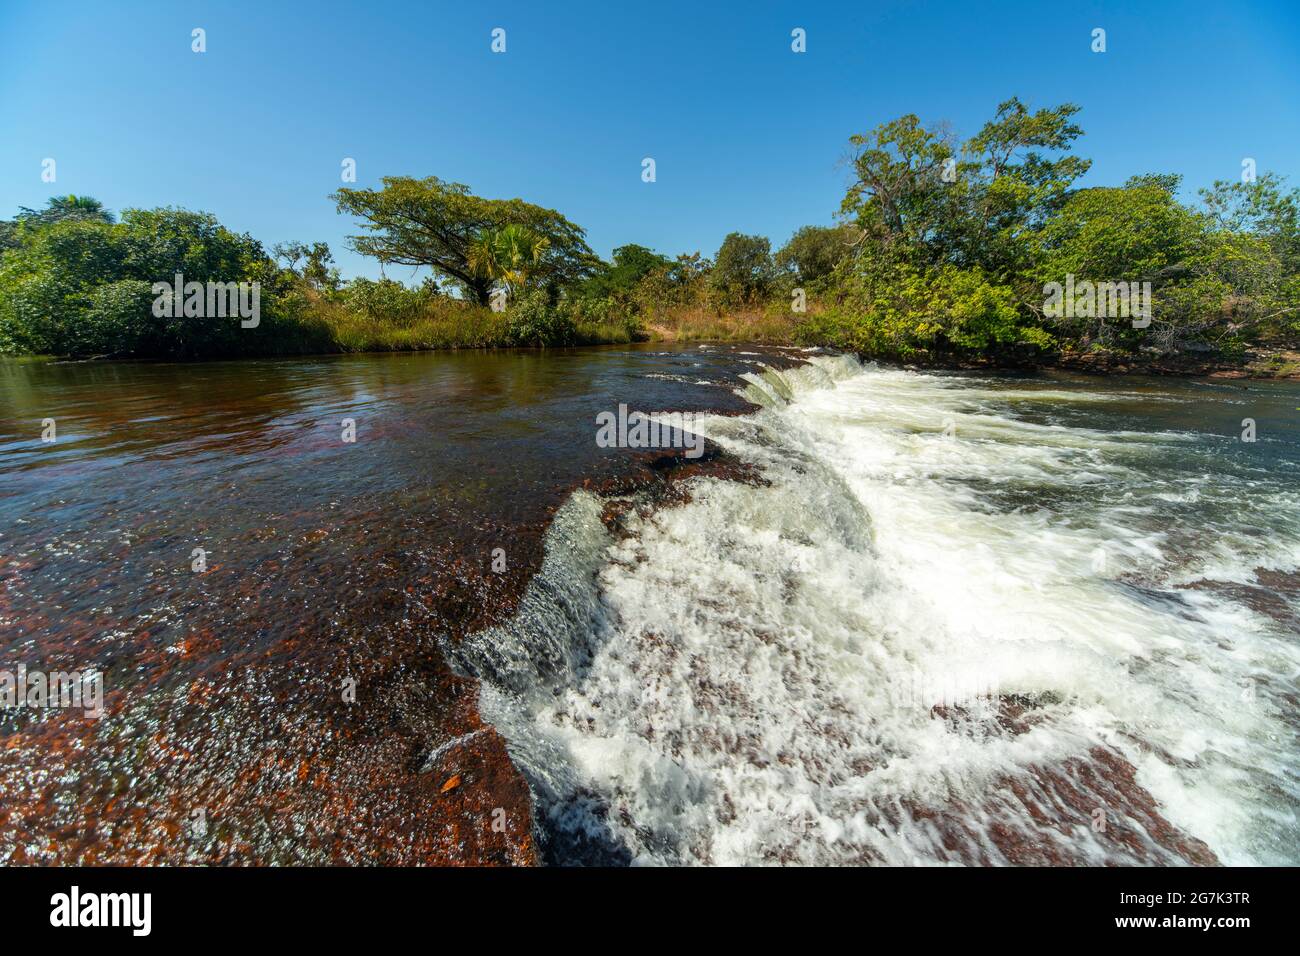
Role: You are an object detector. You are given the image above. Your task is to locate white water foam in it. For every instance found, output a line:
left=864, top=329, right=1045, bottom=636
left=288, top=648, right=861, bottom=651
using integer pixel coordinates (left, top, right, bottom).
left=462, top=356, right=1300, bottom=865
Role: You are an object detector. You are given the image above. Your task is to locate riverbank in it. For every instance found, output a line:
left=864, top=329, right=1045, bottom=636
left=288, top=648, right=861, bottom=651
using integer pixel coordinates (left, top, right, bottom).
left=16, top=313, right=1300, bottom=383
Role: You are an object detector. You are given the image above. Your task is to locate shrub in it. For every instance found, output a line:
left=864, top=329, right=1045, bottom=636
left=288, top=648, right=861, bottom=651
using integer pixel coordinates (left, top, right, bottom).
left=797, top=259, right=1052, bottom=361
left=0, top=210, right=285, bottom=358
left=341, top=277, right=440, bottom=325
left=505, top=289, right=577, bottom=346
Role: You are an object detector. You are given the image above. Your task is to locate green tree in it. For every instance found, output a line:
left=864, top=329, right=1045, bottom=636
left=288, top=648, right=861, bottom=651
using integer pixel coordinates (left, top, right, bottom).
left=1200, top=172, right=1300, bottom=274
left=274, top=241, right=342, bottom=291
left=958, top=98, right=1091, bottom=277
left=1032, top=176, right=1204, bottom=348
left=1195, top=174, right=1300, bottom=345
left=711, top=232, right=774, bottom=303
left=1034, top=176, right=1202, bottom=284
left=582, top=244, right=673, bottom=298
left=467, top=223, right=552, bottom=295
left=0, top=207, right=292, bottom=358
left=799, top=257, right=1044, bottom=361
left=332, top=176, right=598, bottom=304
left=841, top=98, right=1090, bottom=279
left=17, top=194, right=116, bottom=225
left=775, top=225, right=856, bottom=288
left=669, top=252, right=711, bottom=285
left=840, top=113, right=957, bottom=262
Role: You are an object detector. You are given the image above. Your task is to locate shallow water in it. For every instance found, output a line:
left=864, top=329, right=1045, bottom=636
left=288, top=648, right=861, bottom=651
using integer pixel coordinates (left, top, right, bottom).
left=0, top=345, right=777, bottom=863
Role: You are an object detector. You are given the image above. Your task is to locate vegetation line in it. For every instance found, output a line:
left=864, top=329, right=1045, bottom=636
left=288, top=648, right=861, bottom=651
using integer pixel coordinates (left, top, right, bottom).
left=2, top=98, right=1296, bottom=373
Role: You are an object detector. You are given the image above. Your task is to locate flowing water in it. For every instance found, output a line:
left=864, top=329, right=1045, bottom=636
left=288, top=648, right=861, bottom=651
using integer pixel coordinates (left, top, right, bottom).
left=458, top=354, right=1300, bottom=866
left=2, top=347, right=1298, bottom=865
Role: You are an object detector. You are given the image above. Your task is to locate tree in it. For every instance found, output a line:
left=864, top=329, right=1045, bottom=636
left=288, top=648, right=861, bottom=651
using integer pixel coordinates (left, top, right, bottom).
left=17, top=194, right=116, bottom=225
left=332, top=176, right=598, bottom=304
left=581, top=244, right=673, bottom=298
left=1199, top=172, right=1300, bottom=274
left=0, top=207, right=291, bottom=358
left=1032, top=177, right=1205, bottom=348
left=274, top=240, right=341, bottom=291
left=1034, top=176, right=1202, bottom=284
left=1195, top=174, right=1300, bottom=345
left=841, top=99, right=1090, bottom=279
left=669, top=252, right=711, bottom=285
left=775, top=225, right=856, bottom=287
left=1028, top=172, right=1300, bottom=352
left=467, top=224, right=551, bottom=294
left=840, top=113, right=956, bottom=261
left=825, top=99, right=1095, bottom=361
left=800, top=257, right=1036, bottom=361
left=710, top=232, right=774, bottom=302
left=959, top=98, right=1091, bottom=277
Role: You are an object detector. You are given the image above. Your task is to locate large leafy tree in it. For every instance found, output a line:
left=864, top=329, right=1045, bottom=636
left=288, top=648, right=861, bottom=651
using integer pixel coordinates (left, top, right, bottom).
left=1200, top=172, right=1300, bottom=274
left=273, top=240, right=341, bottom=291
left=0, top=206, right=290, bottom=357
left=582, top=244, right=673, bottom=298
left=1034, top=175, right=1203, bottom=283
left=775, top=224, right=856, bottom=287
left=711, top=232, right=774, bottom=303
left=1195, top=173, right=1300, bottom=344
left=828, top=99, right=1094, bottom=360
left=840, top=113, right=956, bottom=260
left=1032, top=173, right=1300, bottom=351
left=1031, top=176, right=1205, bottom=348
left=958, top=98, right=1091, bottom=277
left=841, top=98, right=1090, bottom=279
left=3, top=195, right=117, bottom=253
left=332, top=176, right=598, bottom=304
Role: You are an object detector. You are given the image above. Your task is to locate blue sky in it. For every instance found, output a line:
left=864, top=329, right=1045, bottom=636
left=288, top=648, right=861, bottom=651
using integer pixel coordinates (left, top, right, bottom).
left=2, top=0, right=1297, bottom=282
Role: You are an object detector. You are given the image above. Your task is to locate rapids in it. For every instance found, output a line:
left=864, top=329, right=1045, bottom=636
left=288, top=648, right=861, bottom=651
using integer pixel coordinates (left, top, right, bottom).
left=459, top=354, right=1300, bottom=866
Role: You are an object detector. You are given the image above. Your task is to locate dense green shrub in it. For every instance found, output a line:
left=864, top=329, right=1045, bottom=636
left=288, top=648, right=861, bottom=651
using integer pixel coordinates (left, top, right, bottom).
left=341, top=277, right=440, bottom=325
left=0, top=209, right=286, bottom=358
left=799, top=259, right=1052, bottom=361
left=504, top=289, right=577, bottom=346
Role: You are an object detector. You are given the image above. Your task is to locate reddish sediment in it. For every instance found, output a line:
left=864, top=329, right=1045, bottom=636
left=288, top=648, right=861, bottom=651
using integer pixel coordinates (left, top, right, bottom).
left=0, top=522, right=543, bottom=865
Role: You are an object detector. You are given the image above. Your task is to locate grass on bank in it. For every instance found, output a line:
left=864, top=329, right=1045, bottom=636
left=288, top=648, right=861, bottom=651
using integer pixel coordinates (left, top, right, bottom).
left=296, top=291, right=806, bottom=353
left=638, top=304, right=804, bottom=343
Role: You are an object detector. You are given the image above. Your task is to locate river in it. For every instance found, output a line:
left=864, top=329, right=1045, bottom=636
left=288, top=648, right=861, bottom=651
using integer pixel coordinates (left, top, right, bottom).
left=2, top=346, right=1297, bottom=865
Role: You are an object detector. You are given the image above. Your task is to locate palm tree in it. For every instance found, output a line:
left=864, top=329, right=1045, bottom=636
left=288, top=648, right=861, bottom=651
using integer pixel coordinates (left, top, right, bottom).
left=467, top=224, right=551, bottom=295
left=17, top=194, right=115, bottom=224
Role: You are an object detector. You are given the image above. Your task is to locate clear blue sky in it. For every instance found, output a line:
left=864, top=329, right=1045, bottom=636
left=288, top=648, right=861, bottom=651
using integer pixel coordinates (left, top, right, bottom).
left=2, top=0, right=1297, bottom=282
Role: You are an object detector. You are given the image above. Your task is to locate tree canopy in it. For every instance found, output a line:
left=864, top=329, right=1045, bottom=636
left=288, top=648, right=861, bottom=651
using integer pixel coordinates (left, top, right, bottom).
left=711, top=232, right=774, bottom=303
left=332, top=176, right=598, bottom=304
left=17, top=194, right=116, bottom=226
left=582, top=244, right=674, bottom=298
left=821, top=98, right=1299, bottom=359
left=0, top=206, right=296, bottom=358
left=842, top=97, right=1090, bottom=279
left=775, top=225, right=856, bottom=288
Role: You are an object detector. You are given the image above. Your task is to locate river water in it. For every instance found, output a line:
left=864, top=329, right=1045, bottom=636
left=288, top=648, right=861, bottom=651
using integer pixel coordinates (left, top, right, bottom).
left=460, top=353, right=1300, bottom=866
left=2, top=347, right=1298, bottom=865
